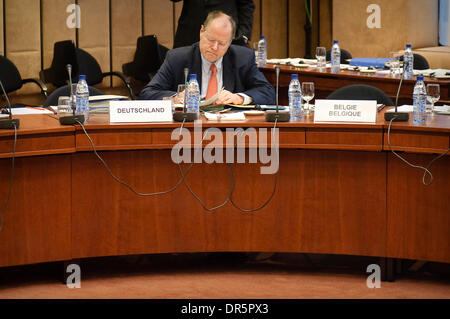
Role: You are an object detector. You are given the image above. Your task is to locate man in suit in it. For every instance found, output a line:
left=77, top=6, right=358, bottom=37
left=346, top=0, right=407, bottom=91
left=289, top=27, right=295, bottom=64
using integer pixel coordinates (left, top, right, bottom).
left=139, top=10, right=275, bottom=106
left=171, top=0, right=255, bottom=48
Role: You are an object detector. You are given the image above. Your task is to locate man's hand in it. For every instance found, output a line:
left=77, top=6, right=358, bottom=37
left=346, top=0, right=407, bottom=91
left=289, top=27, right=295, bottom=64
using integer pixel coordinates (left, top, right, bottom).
left=215, top=89, right=244, bottom=105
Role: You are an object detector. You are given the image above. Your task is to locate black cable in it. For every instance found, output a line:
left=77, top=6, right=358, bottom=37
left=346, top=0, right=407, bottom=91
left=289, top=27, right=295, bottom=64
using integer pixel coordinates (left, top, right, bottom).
left=77, top=118, right=279, bottom=212
left=175, top=127, right=232, bottom=212
left=387, top=117, right=449, bottom=186
left=0, top=124, right=18, bottom=233
left=229, top=118, right=280, bottom=212
left=76, top=119, right=191, bottom=196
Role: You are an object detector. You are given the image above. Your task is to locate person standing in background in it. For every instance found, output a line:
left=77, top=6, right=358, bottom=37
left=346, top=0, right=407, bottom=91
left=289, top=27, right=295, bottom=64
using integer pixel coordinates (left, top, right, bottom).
left=171, top=0, right=255, bottom=48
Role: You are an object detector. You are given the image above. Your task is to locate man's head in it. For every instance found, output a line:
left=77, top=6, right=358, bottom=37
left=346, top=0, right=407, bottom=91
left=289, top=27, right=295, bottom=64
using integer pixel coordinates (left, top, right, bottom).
left=199, top=11, right=236, bottom=63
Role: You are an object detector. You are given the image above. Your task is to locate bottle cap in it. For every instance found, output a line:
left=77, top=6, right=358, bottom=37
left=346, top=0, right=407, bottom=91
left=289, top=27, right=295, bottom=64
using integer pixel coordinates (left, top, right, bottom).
left=189, top=74, right=197, bottom=80
left=79, top=75, right=86, bottom=80
left=333, top=40, right=338, bottom=44
left=417, top=75, right=423, bottom=81
left=260, top=35, right=265, bottom=40
left=406, top=44, right=411, bottom=48
left=291, top=74, right=298, bottom=80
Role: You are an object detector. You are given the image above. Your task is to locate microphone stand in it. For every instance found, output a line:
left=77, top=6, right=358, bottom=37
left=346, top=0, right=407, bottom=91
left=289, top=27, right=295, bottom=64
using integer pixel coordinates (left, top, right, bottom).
left=173, top=68, right=198, bottom=122
left=0, top=81, right=20, bottom=129
left=265, top=65, right=290, bottom=122
left=384, top=61, right=409, bottom=121
left=59, top=64, right=85, bottom=125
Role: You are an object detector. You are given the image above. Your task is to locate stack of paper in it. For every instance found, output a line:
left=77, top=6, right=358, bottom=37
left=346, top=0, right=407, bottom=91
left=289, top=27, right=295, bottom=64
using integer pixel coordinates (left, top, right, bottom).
left=204, top=112, right=246, bottom=121
left=89, top=95, right=127, bottom=113
left=413, top=69, right=450, bottom=79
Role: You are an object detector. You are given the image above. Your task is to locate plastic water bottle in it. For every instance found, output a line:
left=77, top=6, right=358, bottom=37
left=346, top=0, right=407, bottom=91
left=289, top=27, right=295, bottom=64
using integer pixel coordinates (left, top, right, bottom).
left=257, top=35, right=267, bottom=67
left=412, top=75, right=426, bottom=123
left=76, top=74, right=89, bottom=121
left=186, top=74, right=200, bottom=115
left=403, top=44, right=414, bottom=79
left=331, top=40, right=340, bottom=73
left=288, top=74, right=302, bottom=120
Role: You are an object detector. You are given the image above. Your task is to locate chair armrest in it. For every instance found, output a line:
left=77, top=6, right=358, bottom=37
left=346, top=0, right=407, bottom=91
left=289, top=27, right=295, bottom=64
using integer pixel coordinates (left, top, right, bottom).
left=102, top=71, right=136, bottom=100
left=22, top=78, right=48, bottom=98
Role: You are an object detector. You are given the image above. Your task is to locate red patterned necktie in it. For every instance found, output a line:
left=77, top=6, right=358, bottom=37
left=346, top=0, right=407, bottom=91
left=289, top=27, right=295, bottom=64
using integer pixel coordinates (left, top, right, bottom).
left=205, top=64, right=217, bottom=100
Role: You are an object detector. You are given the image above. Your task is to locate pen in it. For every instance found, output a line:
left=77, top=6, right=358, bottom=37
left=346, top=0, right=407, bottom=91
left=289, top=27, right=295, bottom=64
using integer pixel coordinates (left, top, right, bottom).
left=26, top=106, right=46, bottom=110
left=377, top=104, right=385, bottom=112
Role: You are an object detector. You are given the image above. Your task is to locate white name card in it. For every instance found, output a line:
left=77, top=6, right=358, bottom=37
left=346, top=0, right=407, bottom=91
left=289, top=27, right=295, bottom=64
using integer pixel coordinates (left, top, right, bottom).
left=314, top=99, right=377, bottom=123
left=109, top=100, right=172, bottom=123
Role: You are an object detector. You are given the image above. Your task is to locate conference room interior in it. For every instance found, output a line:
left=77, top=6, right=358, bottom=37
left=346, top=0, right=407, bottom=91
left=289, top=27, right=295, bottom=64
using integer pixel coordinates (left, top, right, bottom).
left=0, top=0, right=449, bottom=299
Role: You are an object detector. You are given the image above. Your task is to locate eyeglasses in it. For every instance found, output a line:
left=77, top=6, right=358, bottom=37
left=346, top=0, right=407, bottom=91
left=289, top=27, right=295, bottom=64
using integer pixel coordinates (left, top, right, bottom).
left=203, top=32, right=230, bottom=48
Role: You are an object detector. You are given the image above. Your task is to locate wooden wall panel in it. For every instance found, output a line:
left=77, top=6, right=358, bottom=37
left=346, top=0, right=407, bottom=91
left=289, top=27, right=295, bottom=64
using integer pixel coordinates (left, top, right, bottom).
left=249, top=0, right=261, bottom=50
left=319, top=0, right=332, bottom=47
left=289, top=0, right=306, bottom=58
left=1, top=0, right=334, bottom=97
left=41, top=0, right=76, bottom=70
left=78, top=0, right=110, bottom=88
left=173, top=0, right=183, bottom=43
left=5, top=0, right=41, bottom=95
left=0, top=0, right=3, bottom=56
left=111, top=0, right=142, bottom=86
left=262, top=0, right=288, bottom=59
left=333, top=0, right=438, bottom=58
left=144, top=0, right=173, bottom=49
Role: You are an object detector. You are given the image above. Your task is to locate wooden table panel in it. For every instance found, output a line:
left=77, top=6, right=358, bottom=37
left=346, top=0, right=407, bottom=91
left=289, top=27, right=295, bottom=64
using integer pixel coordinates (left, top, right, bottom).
left=0, top=155, right=72, bottom=267
left=305, top=127, right=383, bottom=151
left=387, top=153, right=450, bottom=263
left=70, top=149, right=387, bottom=259
left=76, top=128, right=153, bottom=151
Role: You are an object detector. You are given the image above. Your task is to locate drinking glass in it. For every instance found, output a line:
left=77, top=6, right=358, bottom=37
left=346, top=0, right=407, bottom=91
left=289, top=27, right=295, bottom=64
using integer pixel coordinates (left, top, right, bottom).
left=57, top=96, right=71, bottom=115
left=302, top=82, right=315, bottom=114
left=177, top=84, right=186, bottom=102
left=163, top=96, right=174, bottom=113
left=252, top=42, right=259, bottom=64
left=426, top=84, right=440, bottom=115
left=389, top=51, right=401, bottom=77
left=316, top=47, right=326, bottom=72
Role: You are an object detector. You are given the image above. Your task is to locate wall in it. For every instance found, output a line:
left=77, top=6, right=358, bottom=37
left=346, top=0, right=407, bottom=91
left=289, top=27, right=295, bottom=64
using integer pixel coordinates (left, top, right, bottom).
left=333, top=0, right=439, bottom=58
left=0, top=0, right=332, bottom=99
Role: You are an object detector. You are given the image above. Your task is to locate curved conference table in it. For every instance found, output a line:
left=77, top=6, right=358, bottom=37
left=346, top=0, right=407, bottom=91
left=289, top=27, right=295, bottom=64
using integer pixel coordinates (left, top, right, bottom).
left=260, top=63, right=450, bottom=106
left=0, top=111, right=449, bottom=276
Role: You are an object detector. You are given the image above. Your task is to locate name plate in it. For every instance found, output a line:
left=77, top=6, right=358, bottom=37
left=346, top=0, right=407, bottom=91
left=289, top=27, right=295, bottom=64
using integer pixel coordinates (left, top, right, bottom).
left=314, top=99, right=377, bottom=123
left=110, top=100, right=172, bottom=123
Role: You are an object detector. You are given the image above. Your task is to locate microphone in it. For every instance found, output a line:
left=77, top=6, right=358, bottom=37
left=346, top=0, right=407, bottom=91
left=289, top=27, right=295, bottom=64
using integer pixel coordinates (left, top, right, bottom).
left=265, top=65, right=290, bottom=122
left=0, top=80, right=20, bottom=129
left=173, top=67, right=198, bottom=122
left=384, top=60, right=409, bottom=121
left=59, top=64, right=85, bottom=125
left=183, top=67, right=188, bottom=113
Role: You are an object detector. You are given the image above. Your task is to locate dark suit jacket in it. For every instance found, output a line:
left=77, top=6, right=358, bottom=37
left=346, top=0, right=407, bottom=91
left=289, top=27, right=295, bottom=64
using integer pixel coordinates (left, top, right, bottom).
left=139, top=43, right=275, bottom=105
left=171, top=0, right=254, bottom=48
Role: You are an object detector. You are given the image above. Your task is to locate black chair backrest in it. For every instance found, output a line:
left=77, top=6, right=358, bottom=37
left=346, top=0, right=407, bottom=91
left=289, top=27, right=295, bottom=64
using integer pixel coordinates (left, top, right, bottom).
left=0, top=55, right=23, bottom=93
left=326, top=48, right=353, bottom=64
left=75, top=48, right=104, bottom=85
left=43, top=84, right=104, bottom=107
left=327, top=84, right=394, bottom=106
left=122, top=35, right=168, bottom=82
left=47, top=40, right=79, bottom=87
left=399, top=53, right=430, bottom=70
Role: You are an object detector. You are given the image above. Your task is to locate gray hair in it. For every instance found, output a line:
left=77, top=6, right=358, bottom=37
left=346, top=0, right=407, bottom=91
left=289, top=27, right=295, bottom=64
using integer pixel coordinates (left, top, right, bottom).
left=203, top=10, right=237, bottom=40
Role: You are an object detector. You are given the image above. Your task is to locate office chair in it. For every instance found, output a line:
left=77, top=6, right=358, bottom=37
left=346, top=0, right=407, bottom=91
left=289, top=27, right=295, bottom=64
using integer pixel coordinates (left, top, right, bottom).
left=122, top=35, right=169, bottom=83
left=0, top=55, right=48, bottom=102
left=327, top=84, right=394, bottom=106
left=40, top=40, right=135, bottom=99
left=326, top=48, right=353, bottom=64
left=43, top=84, right=104, bottom=107
left=399, top=53, right=430, bottom=70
